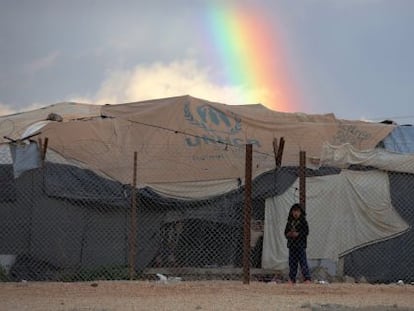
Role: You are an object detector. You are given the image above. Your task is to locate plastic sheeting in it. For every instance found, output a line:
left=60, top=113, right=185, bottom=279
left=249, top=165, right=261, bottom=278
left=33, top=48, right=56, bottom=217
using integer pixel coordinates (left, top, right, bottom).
left=262, top=170, right=410, bottom=270
left=382, top=126, right=414, bottom=154
left=9, top=141, right=41, bottom=178
left=320, top=142, right=414, bottom=174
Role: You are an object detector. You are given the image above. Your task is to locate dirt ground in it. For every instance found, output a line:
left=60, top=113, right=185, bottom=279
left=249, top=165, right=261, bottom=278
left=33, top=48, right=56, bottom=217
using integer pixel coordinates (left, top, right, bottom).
left=0, top=281, right=414, bottom=311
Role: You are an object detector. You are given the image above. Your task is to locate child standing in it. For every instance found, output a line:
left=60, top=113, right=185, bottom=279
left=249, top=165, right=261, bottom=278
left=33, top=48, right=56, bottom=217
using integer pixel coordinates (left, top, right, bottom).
left=284, top=203, right=311, bottom=284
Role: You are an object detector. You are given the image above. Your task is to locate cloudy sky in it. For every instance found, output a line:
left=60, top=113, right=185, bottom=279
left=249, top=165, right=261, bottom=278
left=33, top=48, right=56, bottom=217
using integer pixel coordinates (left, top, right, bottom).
left=1, top=0, right=413, bottom=124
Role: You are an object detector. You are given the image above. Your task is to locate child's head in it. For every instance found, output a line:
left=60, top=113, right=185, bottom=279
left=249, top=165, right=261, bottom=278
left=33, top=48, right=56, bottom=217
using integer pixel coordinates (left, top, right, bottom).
left=292, top=206, right=301, bottom=219
left=289, top=203, right=305, bottom=219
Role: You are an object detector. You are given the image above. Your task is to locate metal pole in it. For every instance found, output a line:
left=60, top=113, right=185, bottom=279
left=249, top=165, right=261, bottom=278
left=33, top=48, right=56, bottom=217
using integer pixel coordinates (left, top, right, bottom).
left=243, top=144, right=253, bottom=284
left=129, top=151, right=138, bottom=280
left=299, top=150, right=306, bottom=209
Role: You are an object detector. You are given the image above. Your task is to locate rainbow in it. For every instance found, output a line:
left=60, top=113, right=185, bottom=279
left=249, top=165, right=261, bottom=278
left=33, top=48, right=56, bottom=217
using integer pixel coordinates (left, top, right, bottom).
left=206, top=4, right=299, bottom=112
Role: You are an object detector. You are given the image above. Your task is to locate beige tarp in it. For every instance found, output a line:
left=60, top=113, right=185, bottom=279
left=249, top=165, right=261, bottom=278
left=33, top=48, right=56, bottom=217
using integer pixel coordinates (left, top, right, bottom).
left=1, top=95, right=394, bottom=187
left=0, top=102, right=100, bottom=142
left=262, top=170, right=410, bottom=270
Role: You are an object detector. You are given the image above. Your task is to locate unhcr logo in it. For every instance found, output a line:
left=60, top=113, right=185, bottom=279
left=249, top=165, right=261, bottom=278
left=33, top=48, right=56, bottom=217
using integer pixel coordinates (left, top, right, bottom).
left=184, top=103, right=241, bottom=135
left=183, top=103, right=261, bottom=148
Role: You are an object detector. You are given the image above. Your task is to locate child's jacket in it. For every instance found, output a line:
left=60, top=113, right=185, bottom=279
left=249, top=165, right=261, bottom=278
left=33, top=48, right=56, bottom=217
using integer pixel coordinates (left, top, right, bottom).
left=284, top=218, right=309, bottom=249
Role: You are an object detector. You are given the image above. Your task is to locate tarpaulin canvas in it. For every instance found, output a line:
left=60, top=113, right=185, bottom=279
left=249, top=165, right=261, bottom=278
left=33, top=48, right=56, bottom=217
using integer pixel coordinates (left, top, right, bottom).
left=29, top=96, right=394, bottom=187
left=262, top=170, right=410, bottom=270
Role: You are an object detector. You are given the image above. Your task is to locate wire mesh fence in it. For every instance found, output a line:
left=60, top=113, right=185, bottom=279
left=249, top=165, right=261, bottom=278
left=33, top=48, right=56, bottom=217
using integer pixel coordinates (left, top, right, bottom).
left=0, top=138, right=413, bottom=285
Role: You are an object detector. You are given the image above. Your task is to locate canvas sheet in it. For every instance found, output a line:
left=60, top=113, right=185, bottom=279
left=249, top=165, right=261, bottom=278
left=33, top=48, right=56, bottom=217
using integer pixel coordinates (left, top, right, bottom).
left=36, top=96, right=394, bottom=186
left=149, top=179, right=240, bottom=200
left=320, top=143, right=414, bottom=174
left=262, top=170, right=410, bottom=270
left=0, top=102, right=100, bottom=143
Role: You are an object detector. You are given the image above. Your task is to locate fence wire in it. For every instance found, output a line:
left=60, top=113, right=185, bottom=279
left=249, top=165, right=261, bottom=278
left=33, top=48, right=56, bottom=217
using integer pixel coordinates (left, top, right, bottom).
left=0, top=140, right=413, bottom=285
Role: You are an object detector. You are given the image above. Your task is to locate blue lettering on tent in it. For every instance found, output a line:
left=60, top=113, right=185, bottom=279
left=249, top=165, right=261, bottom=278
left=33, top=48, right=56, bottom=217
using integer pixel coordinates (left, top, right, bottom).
left=183, top=103, right=262, bottom=148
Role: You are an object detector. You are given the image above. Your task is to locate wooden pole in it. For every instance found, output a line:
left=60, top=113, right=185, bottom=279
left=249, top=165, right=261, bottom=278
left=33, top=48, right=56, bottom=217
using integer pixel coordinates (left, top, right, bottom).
left=299, top=150, right=306, bottom=209
left=129, top=151, right=138, bottom=280
left=42, top=137, right=49, bottom=162
left=39, top=137, right=49, bottom=189
left=276, top=137, right=285, bottom=168
left=272, top=138, right=278, bottom=168
left=243, top=144, right=253, bottom=284
left=38, top=138, right=42, bottom=158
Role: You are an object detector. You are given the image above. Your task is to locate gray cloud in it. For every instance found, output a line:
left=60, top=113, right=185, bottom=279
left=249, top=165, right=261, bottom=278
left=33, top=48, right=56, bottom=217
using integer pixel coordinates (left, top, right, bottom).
left=0, top=0, right=413, bottom=124
left=24, top=51, right=60, bottom=75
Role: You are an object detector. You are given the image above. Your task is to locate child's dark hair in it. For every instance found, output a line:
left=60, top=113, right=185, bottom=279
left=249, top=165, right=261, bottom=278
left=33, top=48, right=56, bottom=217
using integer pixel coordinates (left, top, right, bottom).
left=287, top=203, right=306, bottom=220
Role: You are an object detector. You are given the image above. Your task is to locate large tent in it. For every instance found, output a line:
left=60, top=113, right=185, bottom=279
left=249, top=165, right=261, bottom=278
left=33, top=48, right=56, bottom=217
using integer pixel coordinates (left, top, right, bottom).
left=0, top=95, right=413, bottom=282
left=0, top=95, right=395, bottom=197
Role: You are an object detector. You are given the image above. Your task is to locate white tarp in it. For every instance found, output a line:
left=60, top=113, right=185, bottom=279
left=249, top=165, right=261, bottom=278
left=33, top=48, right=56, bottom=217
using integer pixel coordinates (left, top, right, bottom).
left=9, top=141, right=41, bottom=178
left=320, top=142, right=414, bottom=174
left=262, top=170, right=410, bottom=270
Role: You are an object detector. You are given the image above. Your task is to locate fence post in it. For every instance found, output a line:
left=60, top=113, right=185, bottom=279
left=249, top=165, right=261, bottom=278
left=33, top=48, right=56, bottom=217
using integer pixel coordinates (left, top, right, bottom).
left=42, top=137, right=48, bottom=162
left=243, top=144, right=252, bottom=284
left=299, top=151, right=306, bottom=209
left=273, top=138, right=278, bottom=168
left=128, top=151, right=138, bottom=280
left=274, top=137, right=285, bottom=169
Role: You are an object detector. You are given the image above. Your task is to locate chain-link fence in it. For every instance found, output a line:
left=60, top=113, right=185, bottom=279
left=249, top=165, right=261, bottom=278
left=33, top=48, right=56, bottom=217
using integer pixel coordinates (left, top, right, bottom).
left=0, top=139, right=413, bottom=285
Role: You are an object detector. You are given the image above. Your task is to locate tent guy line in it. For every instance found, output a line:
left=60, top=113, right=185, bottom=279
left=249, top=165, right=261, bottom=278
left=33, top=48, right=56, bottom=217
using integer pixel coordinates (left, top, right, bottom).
left=125, top=117, right=274, bottom=158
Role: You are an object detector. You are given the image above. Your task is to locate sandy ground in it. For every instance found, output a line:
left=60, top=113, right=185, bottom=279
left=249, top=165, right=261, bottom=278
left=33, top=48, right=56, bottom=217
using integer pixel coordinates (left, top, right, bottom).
left=0, top=281, right=413, bottom=311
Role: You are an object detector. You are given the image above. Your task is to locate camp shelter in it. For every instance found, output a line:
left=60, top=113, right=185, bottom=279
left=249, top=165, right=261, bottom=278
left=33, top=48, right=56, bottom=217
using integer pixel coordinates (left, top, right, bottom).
left=34, top=96, right=392, bottom=195
left=0, top=95, right=412, bottom=282
left=1, top=95, right=394, bottom=188
left=263, top=126, right=414, bottom=282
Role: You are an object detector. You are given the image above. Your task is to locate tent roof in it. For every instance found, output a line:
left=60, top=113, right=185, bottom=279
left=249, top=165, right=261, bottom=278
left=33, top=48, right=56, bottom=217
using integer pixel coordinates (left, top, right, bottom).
left=0, top=102, right=101, bottom=142
left=0, top=95, right=396, bottom=189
